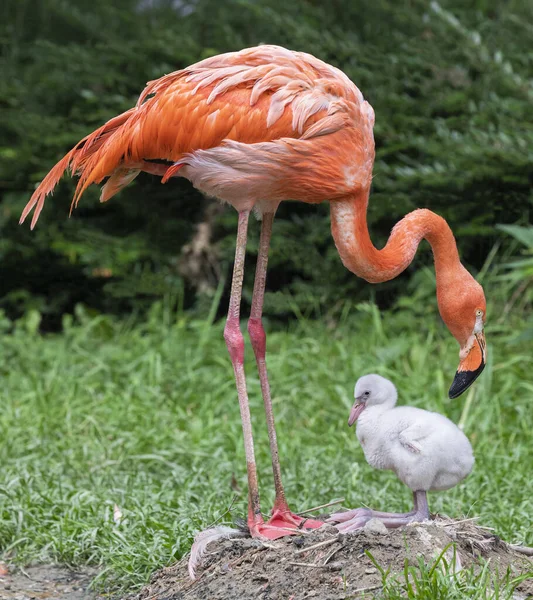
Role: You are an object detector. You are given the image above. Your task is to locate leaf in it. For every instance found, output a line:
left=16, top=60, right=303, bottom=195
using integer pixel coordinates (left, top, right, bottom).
left=497, top=225, right=533, bottom=250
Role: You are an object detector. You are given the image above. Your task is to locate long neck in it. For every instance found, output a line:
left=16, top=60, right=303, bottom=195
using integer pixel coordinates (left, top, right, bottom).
left=330, top=187, right=461, bottom=285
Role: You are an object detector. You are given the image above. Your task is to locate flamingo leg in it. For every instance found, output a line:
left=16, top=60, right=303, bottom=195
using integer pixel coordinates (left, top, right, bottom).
left=223, top=210, right=314, bottom=540
left=328, top=491, right=430, bottom=532
left=223, top=210, right=263, bottom=531
left=247, top=212, right=322, bottom=533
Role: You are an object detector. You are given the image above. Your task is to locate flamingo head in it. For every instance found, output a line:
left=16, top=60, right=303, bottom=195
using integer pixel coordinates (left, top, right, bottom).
left=436, top=269, right=487, bottom=399
left=348, top=374, right=397, bottom=426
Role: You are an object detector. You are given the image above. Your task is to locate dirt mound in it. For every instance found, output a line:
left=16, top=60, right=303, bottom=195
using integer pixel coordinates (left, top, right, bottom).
left=130, top=517, right=533, bottom=600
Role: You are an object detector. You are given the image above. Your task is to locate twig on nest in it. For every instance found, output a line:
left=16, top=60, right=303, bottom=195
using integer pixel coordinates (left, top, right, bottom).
left=226, top=547, right=266, bottom=570
left=323, top=545, right=343, bottom=565
left=297, top=498, right=345, bottom=516
left=344, top=584, right=382, bottom=597
left=508, top=544, right=533, bottom=557
left=294, top=537, right=338, bottom=555
left=441, top=516, right=480, bottom=526
left=439, top=516, right=495, bottom=531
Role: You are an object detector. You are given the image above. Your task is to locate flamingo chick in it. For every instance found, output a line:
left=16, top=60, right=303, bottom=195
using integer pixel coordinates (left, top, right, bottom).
left=329, top=375, right=474, bottom=532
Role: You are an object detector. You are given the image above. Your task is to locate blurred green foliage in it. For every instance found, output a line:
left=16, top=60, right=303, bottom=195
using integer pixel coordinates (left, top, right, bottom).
left=496, top=224, right=533, bottom=339
left=1, top=0, right=532, bottom=327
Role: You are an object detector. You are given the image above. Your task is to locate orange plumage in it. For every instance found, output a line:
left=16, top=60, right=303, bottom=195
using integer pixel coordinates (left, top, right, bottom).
left=22, top=45, right=372, bottom=229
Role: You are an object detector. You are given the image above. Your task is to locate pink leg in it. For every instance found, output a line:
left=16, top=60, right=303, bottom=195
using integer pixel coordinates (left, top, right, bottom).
left=329, top=491, right=430, bottom=532
left=247, top=213, right=322, bottom=532
left=223, top=210, right=263, bottom=530
left=223, top=210, right=310, bottom=540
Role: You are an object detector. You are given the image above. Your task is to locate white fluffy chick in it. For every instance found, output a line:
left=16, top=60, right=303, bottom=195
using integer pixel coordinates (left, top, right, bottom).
left=329, top=374, right=474, bottom=531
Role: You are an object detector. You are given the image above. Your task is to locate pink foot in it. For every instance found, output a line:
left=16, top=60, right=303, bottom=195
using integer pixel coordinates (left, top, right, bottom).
left=327, top=507, right=372, bottom=524
left=328, top=492, right=430, bottom=532
left=333, top=510, right=428, bottom=533
left=327, top=508, right=374, bottom=532
left=268, top=507, right=323, bottom=530
left=327, top=497, right=429, bottom=533
left=249, top=504, right=324, bottom=540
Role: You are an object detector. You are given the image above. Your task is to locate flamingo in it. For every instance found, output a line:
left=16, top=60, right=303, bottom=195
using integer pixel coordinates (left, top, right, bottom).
left=20, top=45, right=487, bottom=541
left=328, top=374, right=474, bottom=531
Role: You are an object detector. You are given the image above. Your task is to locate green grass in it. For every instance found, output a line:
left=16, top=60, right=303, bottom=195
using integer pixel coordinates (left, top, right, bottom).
left=0, top=298, right=532, bottom=596
left=364, top=546, right=531, bottom=600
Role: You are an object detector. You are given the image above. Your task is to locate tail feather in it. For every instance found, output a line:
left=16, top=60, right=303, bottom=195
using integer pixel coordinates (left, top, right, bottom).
left=71, top=110, right=139, bottom=207
left=20, top=152, right=74, bottom=230
left=20, top=108, right=137, bottom=229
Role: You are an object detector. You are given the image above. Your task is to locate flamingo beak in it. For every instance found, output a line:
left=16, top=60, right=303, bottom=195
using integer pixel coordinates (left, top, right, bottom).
left=448, top=330, right=486, bottom=399
left=348, top=398, right=366, bottom=426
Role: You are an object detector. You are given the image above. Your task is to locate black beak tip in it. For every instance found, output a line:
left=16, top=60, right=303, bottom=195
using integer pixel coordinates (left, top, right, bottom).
left=448, top=363, right=486, bottom=399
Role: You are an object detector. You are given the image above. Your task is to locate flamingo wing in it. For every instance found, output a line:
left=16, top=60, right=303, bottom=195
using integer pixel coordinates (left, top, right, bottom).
left=21, top=45, right=374, bottom=228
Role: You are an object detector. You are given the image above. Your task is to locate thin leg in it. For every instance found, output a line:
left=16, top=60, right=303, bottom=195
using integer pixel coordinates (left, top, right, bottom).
left=369, top=491, right=430, bottom=530
left=247, top=212, right=322, bottom=531
left=329, top=491, right=430, bottom=532
left=247, top=214, right=282, bottom=498
left=223, top=210, right=263, bottom=530
left=413, top=490, right=429, bottom=519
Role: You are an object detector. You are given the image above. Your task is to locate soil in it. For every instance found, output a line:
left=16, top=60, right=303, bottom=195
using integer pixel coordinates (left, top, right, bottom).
left=1, top=518, right=531, bottom=600
left=0, top=564, right=101, bottom=600
left=130, top=517, right=533, bottom=600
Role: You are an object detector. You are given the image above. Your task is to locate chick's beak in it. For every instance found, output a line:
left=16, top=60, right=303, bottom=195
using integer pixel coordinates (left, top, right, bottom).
left=348, top=399, right=365, bottom=426
left=448, top=330, right=486, bottom=399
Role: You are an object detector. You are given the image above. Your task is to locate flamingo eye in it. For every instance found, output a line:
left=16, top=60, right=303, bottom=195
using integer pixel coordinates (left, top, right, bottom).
left=475, top=309, right=483, bottom=317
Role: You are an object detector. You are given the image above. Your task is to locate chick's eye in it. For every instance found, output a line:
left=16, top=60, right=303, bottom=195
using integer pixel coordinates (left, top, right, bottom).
left=364, top=391, right=370, bottom=397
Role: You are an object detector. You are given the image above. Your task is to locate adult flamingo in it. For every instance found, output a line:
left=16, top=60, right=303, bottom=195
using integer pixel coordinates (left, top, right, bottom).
left=20, top=45, right=487, bottom=540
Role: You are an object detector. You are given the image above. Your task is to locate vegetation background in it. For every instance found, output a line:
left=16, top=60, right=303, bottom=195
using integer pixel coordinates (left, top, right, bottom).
left=0, top=0, right=532, bottom=596
left=1, top=0, right=532, bottom=325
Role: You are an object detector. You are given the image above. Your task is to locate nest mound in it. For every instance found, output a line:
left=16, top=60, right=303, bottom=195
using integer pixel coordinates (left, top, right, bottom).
left=131, top=517, right=533, bottom=600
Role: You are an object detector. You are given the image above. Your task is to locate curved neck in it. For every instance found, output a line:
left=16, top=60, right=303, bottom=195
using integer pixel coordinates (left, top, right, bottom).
left=330, top=188, right=461, bottom=285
